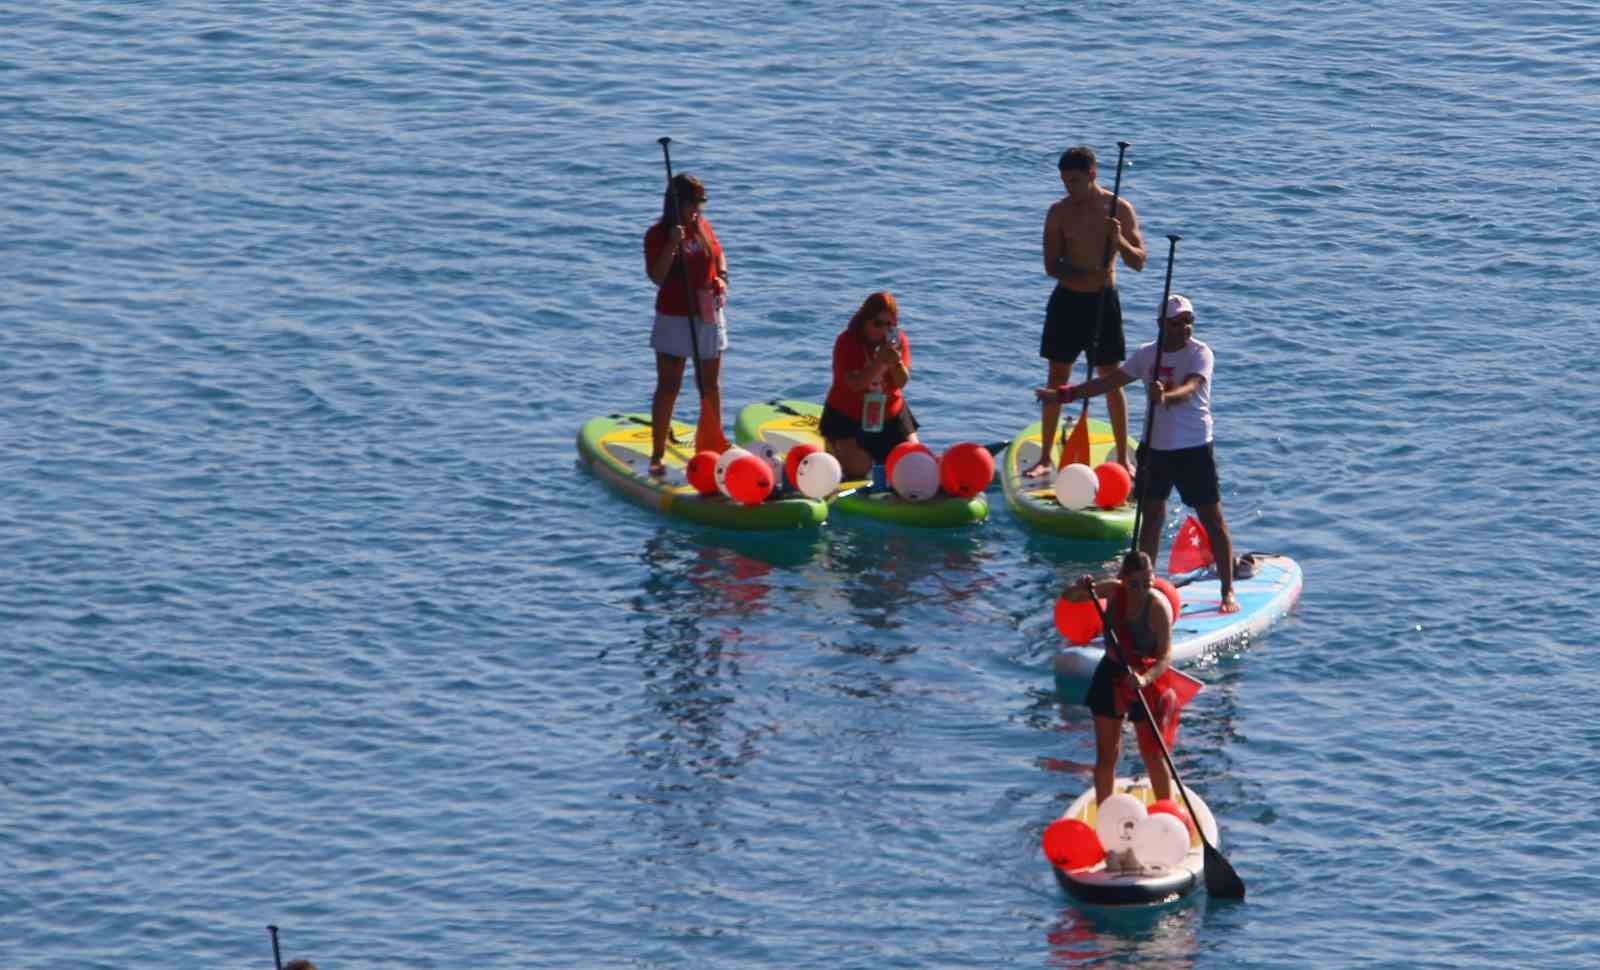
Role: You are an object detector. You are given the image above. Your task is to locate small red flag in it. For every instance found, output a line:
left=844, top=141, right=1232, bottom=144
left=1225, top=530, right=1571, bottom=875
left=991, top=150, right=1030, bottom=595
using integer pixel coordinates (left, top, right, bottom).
left=1168, top=514, right=1213, bottom=575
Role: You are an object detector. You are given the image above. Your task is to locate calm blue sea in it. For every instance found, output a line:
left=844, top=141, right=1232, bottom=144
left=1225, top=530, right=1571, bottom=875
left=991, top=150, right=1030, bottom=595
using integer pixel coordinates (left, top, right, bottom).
left=4, top=2, right=1599, bottom=968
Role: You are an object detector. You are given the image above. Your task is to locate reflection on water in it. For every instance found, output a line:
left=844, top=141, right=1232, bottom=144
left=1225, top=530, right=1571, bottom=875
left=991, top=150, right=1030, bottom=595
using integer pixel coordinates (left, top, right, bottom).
left=817, top=521, right=996, bottom=628
left=1046, top=900, right=1201, bottom=968
left=612, top=530, right=814, bottom=870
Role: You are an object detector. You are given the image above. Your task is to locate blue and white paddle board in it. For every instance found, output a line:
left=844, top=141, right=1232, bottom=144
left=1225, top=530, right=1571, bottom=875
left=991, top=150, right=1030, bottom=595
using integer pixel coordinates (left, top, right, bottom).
left=1053, top=553, right=1303, bottom=693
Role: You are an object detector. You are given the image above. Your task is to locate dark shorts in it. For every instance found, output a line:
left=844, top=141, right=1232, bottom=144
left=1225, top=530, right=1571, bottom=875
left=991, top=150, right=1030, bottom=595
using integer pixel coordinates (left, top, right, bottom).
left=1134, top=442, right=1222, bottom=508
left=1040, top=286, right=1125, bottom=366
left=819, top=403, right=920, bottom=464
left=1084, top=655, right=1151, bottom=724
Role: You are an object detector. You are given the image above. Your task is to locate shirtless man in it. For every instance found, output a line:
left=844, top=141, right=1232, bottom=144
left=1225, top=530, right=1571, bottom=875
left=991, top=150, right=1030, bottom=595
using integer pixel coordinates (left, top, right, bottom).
left=1027, top=146, right=1146, bottom=478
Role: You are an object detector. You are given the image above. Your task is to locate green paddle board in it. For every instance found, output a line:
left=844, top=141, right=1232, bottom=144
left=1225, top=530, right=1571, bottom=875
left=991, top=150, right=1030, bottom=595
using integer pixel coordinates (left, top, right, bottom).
left=1000, top=418, right=1135, bottom=541
left=576, top=412, right=827, bottom=531
left=734, top=399, right=988, bottom=528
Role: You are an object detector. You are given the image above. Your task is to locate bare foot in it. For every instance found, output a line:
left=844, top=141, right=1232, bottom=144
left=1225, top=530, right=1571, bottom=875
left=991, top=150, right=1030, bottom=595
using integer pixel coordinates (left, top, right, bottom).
left=648, top=460, right=667, bottom=478
left=1218, top=592, right=1241, bottom=614
left=1023, top=459, right=1054, bottom=480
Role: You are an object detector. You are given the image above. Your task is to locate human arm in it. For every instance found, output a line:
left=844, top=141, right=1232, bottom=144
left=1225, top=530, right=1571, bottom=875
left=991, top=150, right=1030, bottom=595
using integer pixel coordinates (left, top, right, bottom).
left=645, top=224, right=685, bottom=286
left=1107, top=198, right=1146, bottom=272
left=1034, top=366, right=1138, bottom=404
left=842, top=333, right=908, bottom=392
left=1042, top=202, right=1068, bottom=280
left=878, top=333, right=909, bottom=389
left=1149, top=373, right=1206, bottom=408
left=1148, top=342, right=1212, bottom=407
left=707, top=219, right=728, bottom=296
left=1062, top=574, right=1121, bottom=603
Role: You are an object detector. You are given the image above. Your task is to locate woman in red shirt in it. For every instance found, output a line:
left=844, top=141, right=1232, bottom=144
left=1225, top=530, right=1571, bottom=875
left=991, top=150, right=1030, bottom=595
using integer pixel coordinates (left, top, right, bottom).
left=642, top=173, right=729, bottom=474
left=819, top=291, right=920, bottom=479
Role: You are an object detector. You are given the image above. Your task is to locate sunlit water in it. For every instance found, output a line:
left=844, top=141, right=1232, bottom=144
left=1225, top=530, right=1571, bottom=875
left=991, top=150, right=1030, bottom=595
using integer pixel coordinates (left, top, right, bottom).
left=4, top=3, right=1598, bottom=967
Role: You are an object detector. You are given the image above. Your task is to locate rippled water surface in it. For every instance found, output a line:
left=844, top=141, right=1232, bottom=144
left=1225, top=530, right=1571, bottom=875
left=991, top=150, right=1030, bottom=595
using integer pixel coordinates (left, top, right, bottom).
left=5, top=3, right=1599, bottom=968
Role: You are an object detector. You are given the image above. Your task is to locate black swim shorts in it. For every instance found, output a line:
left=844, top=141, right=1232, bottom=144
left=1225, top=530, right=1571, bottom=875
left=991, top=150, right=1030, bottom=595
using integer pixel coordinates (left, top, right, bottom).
left=1083, top=655, right=1152, bottom=724
left=1040, top=286, right=1125, bottom=366
left=1133, top=442, right=1222, bottom=508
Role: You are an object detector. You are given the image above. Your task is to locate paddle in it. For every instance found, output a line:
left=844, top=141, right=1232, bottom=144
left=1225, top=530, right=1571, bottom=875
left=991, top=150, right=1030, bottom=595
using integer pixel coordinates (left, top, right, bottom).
left=268, top=925, right=283, bottom=970
left=1128, top=234, right=1182, bottom=554
left=1085, top=591, right=1246, bottom=899
left=657, top=137, right=706, bottom=402
left=1055, top=141, right=1130, bottom=469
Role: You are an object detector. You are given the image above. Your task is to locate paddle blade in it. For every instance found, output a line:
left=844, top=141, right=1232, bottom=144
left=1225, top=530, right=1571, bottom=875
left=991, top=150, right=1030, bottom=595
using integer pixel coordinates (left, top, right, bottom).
left=1059, top=409, right=1091, bottom=467
left=1203, top=842, right=1246, bottom=899
left=1169, top=514, right=1214, bottom=575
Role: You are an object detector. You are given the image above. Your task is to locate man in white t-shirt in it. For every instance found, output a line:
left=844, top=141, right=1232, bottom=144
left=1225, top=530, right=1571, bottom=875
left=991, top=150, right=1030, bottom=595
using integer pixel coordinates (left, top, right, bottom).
left=1035, top=294, right=1242, bottom=613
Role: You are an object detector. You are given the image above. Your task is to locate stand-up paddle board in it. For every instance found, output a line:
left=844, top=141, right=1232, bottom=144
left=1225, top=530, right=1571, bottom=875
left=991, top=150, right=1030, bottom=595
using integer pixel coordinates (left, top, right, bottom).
left=1001, top=419, right=1134, bottom=541
left=1050, top=776, right=1219, bottom=906
left=735, top=399, right=988, bottom=528
left=1054, top=553, right=1302, bottom=692
left=577, top=412, right=827, bottom=531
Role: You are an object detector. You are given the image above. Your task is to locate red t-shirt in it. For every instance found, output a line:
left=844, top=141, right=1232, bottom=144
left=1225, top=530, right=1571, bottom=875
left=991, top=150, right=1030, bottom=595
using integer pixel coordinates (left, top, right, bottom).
left=643, top=218, right=722, bottom=316
left=824, top=329, right=911, bottom=421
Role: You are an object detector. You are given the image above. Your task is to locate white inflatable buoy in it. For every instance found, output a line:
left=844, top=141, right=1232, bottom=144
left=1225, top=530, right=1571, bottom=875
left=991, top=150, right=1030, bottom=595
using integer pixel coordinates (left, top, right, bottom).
left=1094, top=792, right=1148, bottom=855
left=1053, top=462, right=1099, bottom=510
left=795, top=451, right=843, bottom=499
left=890, top=450, right=940, bottom=501
left=1132, top=812, right=1190, bottom=869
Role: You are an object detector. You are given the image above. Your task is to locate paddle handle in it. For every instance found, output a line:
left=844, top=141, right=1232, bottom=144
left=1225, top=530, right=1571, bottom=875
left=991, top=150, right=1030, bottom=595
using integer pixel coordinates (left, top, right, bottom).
left=1075, top=142, right=1131, bottom=430
left=1129, top=233, right=1181, bottom=551
left=268, top=925, right=283, bottom=970
left=657, top=136, right=705, bottom=398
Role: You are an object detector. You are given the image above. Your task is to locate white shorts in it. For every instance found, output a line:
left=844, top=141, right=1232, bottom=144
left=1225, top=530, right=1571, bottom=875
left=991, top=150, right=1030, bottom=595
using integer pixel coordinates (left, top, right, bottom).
left=650, top=310, right=727, bottom=360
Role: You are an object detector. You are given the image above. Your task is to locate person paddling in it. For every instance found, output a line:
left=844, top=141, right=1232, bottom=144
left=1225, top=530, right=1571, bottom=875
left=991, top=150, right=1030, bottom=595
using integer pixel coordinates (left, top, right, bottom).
left=1037, top=294, right=1242, bottom=613
left=643, top=172, right=730, bottom=474
left=1026, top=146, right=1146, bottom=479
left=1063, top=551, right=1177, bottom=806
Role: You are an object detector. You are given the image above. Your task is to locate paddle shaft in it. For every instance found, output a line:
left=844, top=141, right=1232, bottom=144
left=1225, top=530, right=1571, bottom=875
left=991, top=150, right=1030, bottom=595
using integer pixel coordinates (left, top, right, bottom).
left=1069, top=141, right=1131, bottom=451
left=268, top=925, right=283, bottom=970
left=1085, top=591, right=1245, bottom=899
left=657, top=137, right=706, bottom=399
left=1128, top=234, right=1181, bottom=554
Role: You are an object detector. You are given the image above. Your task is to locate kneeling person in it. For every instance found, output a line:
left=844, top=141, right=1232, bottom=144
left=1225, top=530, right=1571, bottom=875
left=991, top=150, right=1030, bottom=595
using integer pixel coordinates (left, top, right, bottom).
left=819, top=291, right=920, bottom=480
